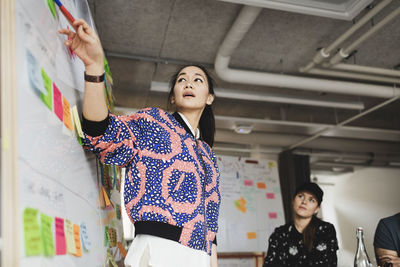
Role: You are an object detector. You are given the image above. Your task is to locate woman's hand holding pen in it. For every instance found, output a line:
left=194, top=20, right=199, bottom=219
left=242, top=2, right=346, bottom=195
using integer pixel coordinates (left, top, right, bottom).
left=58, top=19, right=104, bottom=74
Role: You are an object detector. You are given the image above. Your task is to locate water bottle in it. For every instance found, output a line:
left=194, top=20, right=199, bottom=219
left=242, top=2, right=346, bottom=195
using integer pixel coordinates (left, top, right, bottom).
left=354, top=227, right=373, bottom=267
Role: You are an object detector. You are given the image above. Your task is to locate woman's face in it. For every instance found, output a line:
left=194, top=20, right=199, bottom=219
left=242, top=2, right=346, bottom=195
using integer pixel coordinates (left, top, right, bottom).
left=292, top=191, right=320, bottom=219
left=170, top=66, right=214, bottom=112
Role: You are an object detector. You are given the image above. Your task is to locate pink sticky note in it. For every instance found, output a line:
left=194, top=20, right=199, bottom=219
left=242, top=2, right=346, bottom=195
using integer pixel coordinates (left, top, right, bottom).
left=53, top=83, right=63, bottom=121
left=55, top=217, right=66, bottom=255
left=244, top=180, right=253, bottom=186
left=266, top=193, right=275, bottom=199
left=269, top=212, right=278, bottom=219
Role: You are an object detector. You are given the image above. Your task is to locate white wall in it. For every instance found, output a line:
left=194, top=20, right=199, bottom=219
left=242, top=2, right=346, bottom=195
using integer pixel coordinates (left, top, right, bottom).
left=317, top=167, right=400, bottom=267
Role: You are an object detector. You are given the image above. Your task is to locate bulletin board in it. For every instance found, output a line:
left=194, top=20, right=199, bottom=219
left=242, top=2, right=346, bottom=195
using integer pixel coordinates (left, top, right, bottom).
left=1, top=0, right=124, bottom=266
left=217, top=155, right=285, bottom=253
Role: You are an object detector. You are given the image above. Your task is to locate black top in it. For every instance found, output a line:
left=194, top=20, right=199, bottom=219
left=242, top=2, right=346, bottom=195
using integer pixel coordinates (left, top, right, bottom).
left=264, top=219, right=338, bottom=267
left=374, top=212, right=400, bottom=255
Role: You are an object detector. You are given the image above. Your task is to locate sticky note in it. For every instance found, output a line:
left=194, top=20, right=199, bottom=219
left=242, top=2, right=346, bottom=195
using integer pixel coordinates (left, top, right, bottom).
left=40, top=213, right=55, bottom=256
left=53, top=83, right=63, bottom=121
left=40, top=68, right=53, bottom=111
left=247, top=232, right=257, bottom=239
left=46, top=0, right=57, bottom=19
left=244, top=180, right=253, bottom=186
left=257, top=182, right=266, bottom=189
left=65, top=219, right=77, bottom=255
left=266, top=193, right=275, bottom=199
left=117, top=242, right=127, bottom=258
left=104, top=226, right=110, bottom=247
left=73, top=224, right=82, bottom=257
left=103, top=210, right=116, bottom=225
left=108, top=227, right=117, bottom=247
left=116, top=204, right=121, bottom=220
left=102, top=186, right=114, bottom=210
left=107, top=249, right=118, bottom=267
left=62, top=96, right=73, bottom=130
left=55, top=217, right=66, bottom=255
left=23, top=207, right=42, bottom=256
left=71, top=105, right=84, bottom=138
left=80, top=222, right=91, bottom=251
left=269, top=212, right=278, bottom=219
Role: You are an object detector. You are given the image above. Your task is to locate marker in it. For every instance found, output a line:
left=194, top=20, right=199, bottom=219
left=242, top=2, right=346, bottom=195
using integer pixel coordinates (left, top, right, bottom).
left=53, top=0, right=75, bottom=25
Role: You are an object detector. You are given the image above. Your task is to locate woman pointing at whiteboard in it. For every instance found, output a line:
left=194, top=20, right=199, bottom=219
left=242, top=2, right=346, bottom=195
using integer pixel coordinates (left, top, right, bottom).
left=59, top=19, right=221, bottom=267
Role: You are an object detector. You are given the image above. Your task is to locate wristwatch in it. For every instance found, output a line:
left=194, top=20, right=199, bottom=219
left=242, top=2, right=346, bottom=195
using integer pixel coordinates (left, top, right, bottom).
left=84, top=72, right=105, bottom=83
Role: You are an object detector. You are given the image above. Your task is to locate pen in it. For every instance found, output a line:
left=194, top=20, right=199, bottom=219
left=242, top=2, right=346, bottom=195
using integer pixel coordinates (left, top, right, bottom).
left=53, top=0, right=75, bottom=25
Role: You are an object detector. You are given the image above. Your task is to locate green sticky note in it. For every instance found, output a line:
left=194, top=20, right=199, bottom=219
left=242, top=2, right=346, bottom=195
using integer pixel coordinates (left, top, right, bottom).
left=40, top=68, right=53, bottom=111
left=41, top=213, right=55, bottom=256
left=23, top=207, right=43, bottom=256
left=46, top=0, right=57, bottom=19
left=104, top=226, right=110, bottom=247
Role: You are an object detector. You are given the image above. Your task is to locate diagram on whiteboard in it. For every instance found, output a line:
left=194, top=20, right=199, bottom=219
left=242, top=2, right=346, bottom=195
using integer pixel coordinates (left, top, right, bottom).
left=217, top=156, right=285, bottom=253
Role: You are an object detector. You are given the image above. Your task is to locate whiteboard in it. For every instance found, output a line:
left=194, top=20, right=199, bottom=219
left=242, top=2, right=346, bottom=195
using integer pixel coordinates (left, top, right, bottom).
left=217, top=155, right=285, bottom=253
left=15, top=0, right=119, bottom=265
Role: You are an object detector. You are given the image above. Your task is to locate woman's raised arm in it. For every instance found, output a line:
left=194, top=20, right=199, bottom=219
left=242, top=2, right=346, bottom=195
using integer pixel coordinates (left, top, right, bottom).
left=59, top=19, right=108, bottom=121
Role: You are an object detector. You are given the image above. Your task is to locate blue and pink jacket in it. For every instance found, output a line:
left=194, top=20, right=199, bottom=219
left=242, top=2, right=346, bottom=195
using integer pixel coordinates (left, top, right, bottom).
left=82, top=107, right=221, bottom=255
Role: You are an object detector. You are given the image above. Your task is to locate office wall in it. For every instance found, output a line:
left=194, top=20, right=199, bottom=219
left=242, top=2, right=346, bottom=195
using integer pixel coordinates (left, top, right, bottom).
left=317, top=167, right=400, bottom=267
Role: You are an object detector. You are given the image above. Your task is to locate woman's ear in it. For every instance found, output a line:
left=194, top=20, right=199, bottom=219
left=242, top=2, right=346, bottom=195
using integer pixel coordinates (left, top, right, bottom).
left=314, top=206, right=320, bottom=215
left=206, top=94, right=214, bottom=105
left=170, top=96, right=175, bottom=104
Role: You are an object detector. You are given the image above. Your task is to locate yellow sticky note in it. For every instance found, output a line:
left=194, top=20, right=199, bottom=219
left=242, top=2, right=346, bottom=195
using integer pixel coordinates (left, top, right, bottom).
left=247, top=232, right=257, bottom=239
left=73, top=224, right=82, bottom=257
left=107, top=227, right=117, bottom=247
left=23, top=207, right=43, bottom=256
left=65, top=219, right=77, bottom=255
left=71, top=105, right=84, bottom=138
left=62, top=96, right=73, bottom=130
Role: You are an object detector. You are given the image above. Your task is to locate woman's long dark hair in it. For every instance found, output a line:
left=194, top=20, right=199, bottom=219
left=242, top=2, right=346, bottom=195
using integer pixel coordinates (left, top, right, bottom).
left=303, top=215, right=322, bottom=252
left=168, top=65, right=216, bottom=147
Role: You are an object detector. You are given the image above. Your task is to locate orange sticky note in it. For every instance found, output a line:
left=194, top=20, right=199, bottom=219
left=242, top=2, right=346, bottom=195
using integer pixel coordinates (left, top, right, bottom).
left=102, top=186, right=111, bottom=206
left=62, top=96, right=73, bottom=130
left=117, top=242, right=127, bottom=258
left=257, top=182, right=266, bottom=189
left=73, top=224, right=82, bottom=257
left=247, top=232, right=257, bottom=239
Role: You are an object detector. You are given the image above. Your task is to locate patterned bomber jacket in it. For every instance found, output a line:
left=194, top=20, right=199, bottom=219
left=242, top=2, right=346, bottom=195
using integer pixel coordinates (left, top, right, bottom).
left=82, top=107, right=221, bottom=255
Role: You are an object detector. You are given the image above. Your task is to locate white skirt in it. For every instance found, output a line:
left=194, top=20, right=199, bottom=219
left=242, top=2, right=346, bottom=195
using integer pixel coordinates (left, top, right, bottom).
left=124, top=234, right=211, bottom=267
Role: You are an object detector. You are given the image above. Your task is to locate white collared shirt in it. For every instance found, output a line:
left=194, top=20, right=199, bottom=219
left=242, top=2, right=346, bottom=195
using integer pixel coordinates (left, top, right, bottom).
left=178, top=112, right=200, bottom=139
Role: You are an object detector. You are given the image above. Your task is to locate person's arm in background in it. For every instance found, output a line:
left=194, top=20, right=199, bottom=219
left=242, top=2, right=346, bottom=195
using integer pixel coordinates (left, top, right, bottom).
left=375, top=247, right=400, bottom=267
left=374, top=217, right=400, bottom=267
left=211, top=244, right=218, bottom=267
left=59, top=19, right=108, bottom=121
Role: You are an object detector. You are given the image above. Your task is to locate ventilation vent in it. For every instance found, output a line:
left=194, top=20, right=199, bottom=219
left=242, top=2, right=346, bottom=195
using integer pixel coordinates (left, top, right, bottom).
left=218, top=0, right=373, bottom=20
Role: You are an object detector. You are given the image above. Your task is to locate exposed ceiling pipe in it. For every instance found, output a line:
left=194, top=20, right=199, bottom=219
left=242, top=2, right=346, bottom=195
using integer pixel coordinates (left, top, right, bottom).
left=330, top=63, right=400, bottom=78
left=214, top=5, right=400, bottom=98
left=215, top=129, right=400, bottom=154
left=308, top=68, right=400, bottom=84
left=288, top=96, right=400, bottom=150
left=329, top=6, right=400, bottom=65
left=299, top=0, right=392, bottom=72
left=150, top=81, right=364, bottom=109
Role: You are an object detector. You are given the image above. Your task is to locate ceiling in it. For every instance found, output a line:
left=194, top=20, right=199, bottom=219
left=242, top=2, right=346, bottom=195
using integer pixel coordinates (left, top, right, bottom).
left=87, top=0, right=400, bottom=173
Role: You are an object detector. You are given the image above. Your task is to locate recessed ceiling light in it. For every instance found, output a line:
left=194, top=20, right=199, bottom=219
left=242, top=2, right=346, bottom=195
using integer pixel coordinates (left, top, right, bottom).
left=234, top=125, right=253, bottom=134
